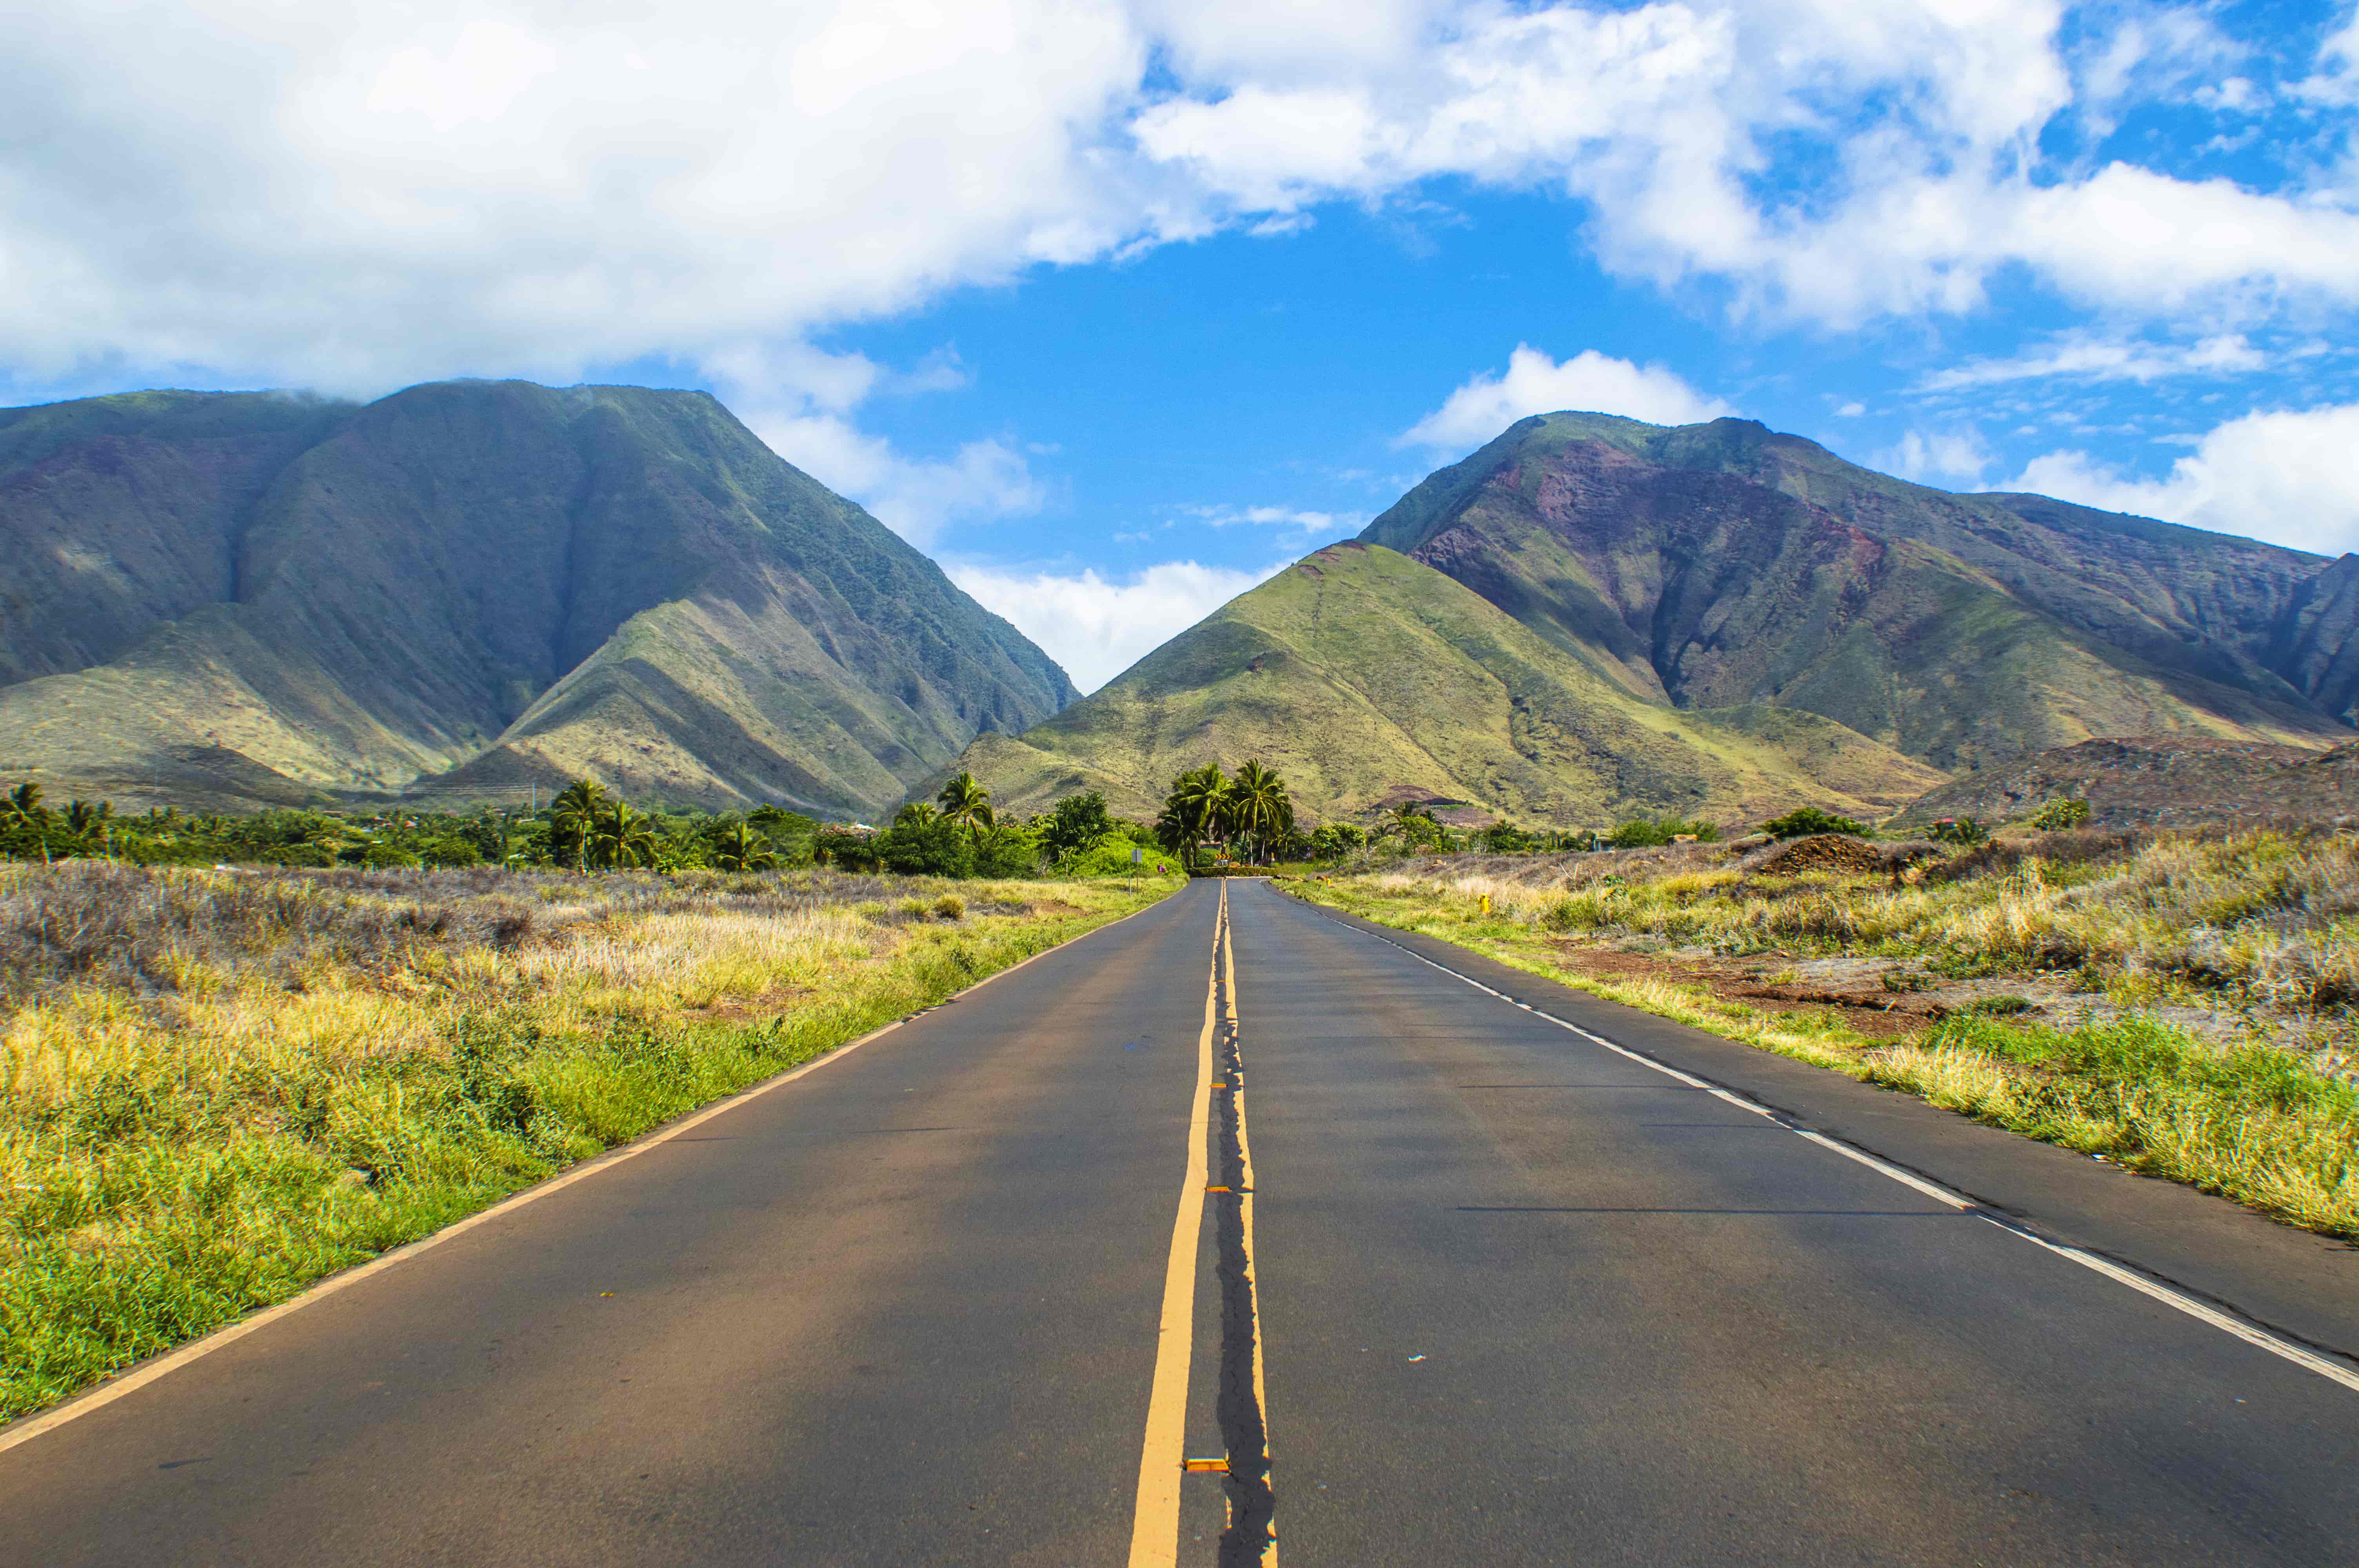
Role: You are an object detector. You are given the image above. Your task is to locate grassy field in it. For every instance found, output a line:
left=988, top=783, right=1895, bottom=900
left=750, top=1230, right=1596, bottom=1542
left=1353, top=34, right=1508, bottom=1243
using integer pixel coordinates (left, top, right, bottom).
left=0, top=860, right=1177, bottom=1421
left=1289, top=828, right=2359, bottom=1237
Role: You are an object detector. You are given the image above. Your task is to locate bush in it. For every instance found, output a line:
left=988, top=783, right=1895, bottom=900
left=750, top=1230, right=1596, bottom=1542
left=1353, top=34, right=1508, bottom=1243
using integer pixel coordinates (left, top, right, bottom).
left=1058, top=838, right=1169, bottom=878
left=419, top=837, right=482, bottom=868
left=931, top=893, right=966, bottom=920
left=972, top=824, right=1042, bottom=878
left=1759, top=807, right=1866, bottom=840
left=876, top=817, right=975, bottom=878
left=1310, top=823, right=1368, bottom=859
left=1039, top=792, right=1114, bottom=860
left=1477, top=821, right=1533, bottom=853
left=2034, top=797, right=2093, bottom=831
left=1608, top=816, right=1722, bottom=848
left=814, top=827, right=880, bottom=872
left=1929, top=817, right=1987, bottom=846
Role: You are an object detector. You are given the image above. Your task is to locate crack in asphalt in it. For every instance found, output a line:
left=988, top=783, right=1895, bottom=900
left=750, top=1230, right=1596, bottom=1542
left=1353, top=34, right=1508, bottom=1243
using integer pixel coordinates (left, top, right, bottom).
left=1210, top=926, right=1276, bottom=1566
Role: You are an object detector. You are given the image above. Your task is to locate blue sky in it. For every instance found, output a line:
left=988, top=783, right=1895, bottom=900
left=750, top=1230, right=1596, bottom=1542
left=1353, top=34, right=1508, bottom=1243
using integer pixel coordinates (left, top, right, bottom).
left=4, top=0, right=2357, bottom=687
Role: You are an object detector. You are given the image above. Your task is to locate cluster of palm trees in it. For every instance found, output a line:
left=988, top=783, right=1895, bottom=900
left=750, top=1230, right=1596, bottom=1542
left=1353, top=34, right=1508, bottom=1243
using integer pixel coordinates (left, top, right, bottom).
left=0, top=782, right=113, bottom=863
left=549, top=780, right=661, bottom=871
left=1154, top=760, right=1294, bottom=867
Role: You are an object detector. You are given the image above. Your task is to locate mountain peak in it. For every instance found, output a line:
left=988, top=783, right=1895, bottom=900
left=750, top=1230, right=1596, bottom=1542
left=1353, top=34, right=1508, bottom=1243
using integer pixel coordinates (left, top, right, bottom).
left=0, top=379, right=1074, bottom=813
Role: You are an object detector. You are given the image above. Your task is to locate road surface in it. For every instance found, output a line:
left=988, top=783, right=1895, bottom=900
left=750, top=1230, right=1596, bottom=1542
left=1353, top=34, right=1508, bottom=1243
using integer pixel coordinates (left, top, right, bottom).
left=5, top=877, right=2356, bottom=1565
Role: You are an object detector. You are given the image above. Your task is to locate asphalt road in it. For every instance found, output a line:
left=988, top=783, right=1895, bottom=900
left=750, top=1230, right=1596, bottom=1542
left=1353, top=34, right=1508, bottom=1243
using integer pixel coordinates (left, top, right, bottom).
left=5, top=877, right=2357, bottom=1565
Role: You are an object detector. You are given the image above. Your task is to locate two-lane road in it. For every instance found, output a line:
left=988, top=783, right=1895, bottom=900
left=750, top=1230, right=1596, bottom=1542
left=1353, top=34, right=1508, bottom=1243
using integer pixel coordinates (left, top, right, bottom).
left=5, top=878, right=2355, bottom=1565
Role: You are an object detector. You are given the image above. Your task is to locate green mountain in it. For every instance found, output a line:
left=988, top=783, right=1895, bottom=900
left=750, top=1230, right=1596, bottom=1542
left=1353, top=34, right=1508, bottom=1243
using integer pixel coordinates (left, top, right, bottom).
left=1364, top=413, right=2349, bottom=771
left=956, top=540, right=1945, bottom=825
left=956, top=411, right=2352, bottom=828
left=0, top=381, right=1073, bottom=814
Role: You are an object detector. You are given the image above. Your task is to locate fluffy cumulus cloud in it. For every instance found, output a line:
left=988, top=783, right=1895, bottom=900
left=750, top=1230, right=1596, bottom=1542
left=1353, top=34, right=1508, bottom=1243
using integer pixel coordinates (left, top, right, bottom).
left=7, top=0, right=2359, bottom=396
left=946, top=559, right=1287, bottom=690
left=701, top=341, right=1042, bottom=545
left=2013, top=404, right=2359, bottom=556
left=1401, top=346, right=1730, bottom=448
left=6, top=2, right=2359, bottom=542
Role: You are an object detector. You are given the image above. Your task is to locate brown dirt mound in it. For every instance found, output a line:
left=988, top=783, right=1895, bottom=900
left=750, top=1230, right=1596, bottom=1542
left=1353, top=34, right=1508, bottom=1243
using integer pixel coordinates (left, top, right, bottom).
left=1742, top=835, right=1895, bottom=876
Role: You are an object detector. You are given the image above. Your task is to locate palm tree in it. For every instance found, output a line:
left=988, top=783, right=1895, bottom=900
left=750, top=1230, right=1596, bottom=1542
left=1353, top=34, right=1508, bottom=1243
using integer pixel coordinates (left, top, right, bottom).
left=712, top=821, right=778, bottom=872
left=894, top=801, right=938, bottom=829
left=551, top=779, right=607, bottom=872
left=936, top=772, right=995, bottom=835
left=1228, top=760, right=1292, bottom=864
left=592, top=801, right=659, bottom=869
left=1377, top=800, right=1438, bottom=845
left=1158, top=764, right=1231, bottom=870
left=2, top=781, right=47, bottom=829
left=63, top=799, right=112, bottom=850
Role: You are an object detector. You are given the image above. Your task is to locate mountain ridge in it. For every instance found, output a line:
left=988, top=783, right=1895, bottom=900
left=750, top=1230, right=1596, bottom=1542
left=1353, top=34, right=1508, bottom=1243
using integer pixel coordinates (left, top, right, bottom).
left=0, top=380, right=1074, bottom=814
left=951, top=408, right=2350, bottom=827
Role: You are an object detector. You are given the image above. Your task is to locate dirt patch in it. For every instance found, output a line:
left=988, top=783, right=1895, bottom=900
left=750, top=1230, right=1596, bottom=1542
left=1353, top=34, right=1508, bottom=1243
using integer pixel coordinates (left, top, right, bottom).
left=688, top=985, right=811, bottom=1024
left=1538, top=942, right=2098, bottom=1041
left=1739, top=835, right=1942, bottom=877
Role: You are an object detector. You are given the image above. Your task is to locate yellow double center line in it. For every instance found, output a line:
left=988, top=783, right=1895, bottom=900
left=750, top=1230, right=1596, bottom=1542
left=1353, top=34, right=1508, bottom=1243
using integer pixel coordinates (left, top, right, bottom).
left=1129, top=882, right=1274, bottom=1566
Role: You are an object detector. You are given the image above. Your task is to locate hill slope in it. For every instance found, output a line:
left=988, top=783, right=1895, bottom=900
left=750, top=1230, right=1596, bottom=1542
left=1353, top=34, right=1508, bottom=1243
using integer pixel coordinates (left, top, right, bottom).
left=1362, top=413, right=2351, bottom=773
left=955, top=541, right=1943, bottom=824
left=1892, top=737, right=2359, bottom=830
left=0, top=381, right=1073, bottom=813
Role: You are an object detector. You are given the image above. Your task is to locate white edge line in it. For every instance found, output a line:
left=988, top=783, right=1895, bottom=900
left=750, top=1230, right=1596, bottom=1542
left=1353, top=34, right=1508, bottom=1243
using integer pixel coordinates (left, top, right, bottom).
left=0, top=889, right=1180, bottom=1458
left=1288, top=890, right=2359, bottom=1399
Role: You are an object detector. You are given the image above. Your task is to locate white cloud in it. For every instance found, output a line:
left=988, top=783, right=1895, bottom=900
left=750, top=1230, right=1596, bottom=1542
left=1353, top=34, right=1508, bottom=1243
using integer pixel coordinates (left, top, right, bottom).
left=749, top=411, right=1045, bottom=547
left=1187, top=504, right=1359, bottom=534
left=1919, top=333, right=2266, bottom=391
left=701, top=340, right=1041, bottom=546
left=2012, top=403, right=2359, bottom=555
left=2299, top=5, right=2359, bottom=104
left=1883, top=429, right=1992, bottom=486
left=1399, top=345, right=1730, bottom=450
left=947, top=559, right=1287, bottom=690
left=2, top=0, right=2356, bottom=400
left=1834, top=401, right=1866, bottom=417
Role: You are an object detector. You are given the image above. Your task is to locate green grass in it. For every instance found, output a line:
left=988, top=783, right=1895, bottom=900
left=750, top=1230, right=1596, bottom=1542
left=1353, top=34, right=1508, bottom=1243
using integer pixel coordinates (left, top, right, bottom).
left=1289, top=835, right=2359, bottom=1237
left=0, top=864, right=1168, bottom=1421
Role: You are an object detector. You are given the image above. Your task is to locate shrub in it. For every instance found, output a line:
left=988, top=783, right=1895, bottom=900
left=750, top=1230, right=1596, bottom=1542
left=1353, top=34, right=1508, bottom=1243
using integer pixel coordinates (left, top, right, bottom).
left=419, top=837, right=482, bottom=868
left=814, top=827, right=881, bottom=872
left=2033, top=797, right=2094, bottom=830
left=1930, top=817, right=1987, bottom=846
left=931, top=893, right=967, bottom=920
left=1759, top=807, right=1866, bottom=840
left=877, top=817, right=975, bottom=878
left=972, top=825, right=1042, bottom=878
left=1310, top=823, right=1368, bottom=859
left=1608, top=816, right=1721, bottom=848
left=1039, top=792, right=1115, bottom=860
left=1057, top=838, right=1169, bottom=878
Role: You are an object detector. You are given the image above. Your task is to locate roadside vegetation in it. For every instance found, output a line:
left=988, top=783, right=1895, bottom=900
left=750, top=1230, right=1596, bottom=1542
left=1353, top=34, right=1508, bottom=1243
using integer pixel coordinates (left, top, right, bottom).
left=0, top=771, right=1180, bottom=1421
left=1287, top=821, right=2359, bottom=1238
left=0, top=772, right=1164, bottom=883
